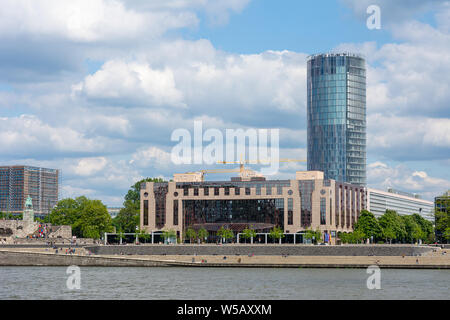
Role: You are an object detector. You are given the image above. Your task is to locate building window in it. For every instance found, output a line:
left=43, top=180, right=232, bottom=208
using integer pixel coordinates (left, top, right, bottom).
left=143, top=200, right=148, bottom=226
left=235, top=187, right=240, bottom=195
left=299, top=181, right=314, bottom=227
left=288, top=198, right=293, bottom=225
left=204, top=187, right=209, bottom=196
left=225, top=187, right=230, bottom=196
left=173, top=200, right=179, bottom=225
left=330, top=198, right=333, bottom=226
left=194, top=188, right=199, bottom=196
left=245, top=188, right=251, bottom=195
left=266, top=186, right=272, bottom=195
left=277, top=185, right=283, bottom=195
left=256, top=184, right=261, bottom=195
left=182, top=198, right=285, bottom=230
left=184, top=187, right=189, bottom=196
left=154, top=184, right=168, bottom=228
left=320, top=197, right=326, bottom=225
left=214, top=187, right=220, bottom=196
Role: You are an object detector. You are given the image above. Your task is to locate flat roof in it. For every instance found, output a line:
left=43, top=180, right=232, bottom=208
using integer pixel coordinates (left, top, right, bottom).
left=367, top=188, right=433, bottom=205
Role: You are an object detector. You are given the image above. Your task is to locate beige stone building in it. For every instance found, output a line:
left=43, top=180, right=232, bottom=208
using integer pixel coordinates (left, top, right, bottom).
left=140, top=171, right=366, bottom=244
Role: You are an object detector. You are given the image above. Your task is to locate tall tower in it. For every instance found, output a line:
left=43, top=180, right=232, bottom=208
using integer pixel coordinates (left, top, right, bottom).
left=307, top=53, right=366, bottom=185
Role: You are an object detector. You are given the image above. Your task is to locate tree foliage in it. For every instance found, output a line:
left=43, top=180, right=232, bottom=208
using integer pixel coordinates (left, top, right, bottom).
left=161, top=229, right=177, bottom=243
left=48, top=196, right=113, bottom=239
left=113, top=178, right=166, bottom=234
left=185, top=228, right=197, bottom=243
left=241, top=227, right=257, bottom=243
left=304, top=228, right=322, bottom=244
left=112, top=200, right=139, bottom=233
left=378, top=210, right=406, bottom=242
left=269, top=226, right=285, bottom=243
left=217, top=227, right=234, bottom=242
left=197, top=228, right=209, bottom=243
left=354, top=210, right=383, bottom=240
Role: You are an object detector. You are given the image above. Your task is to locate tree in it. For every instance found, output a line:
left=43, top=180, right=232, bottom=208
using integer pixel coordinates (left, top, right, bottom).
left=411, top=213, right=434, bottom=243
left=48, top=196, right=111, bottom=238
left=117, top=230, right=125, bottom=244
left=304, top=228, right=321, bottom=244
left=269, top=226, right=285, bottom=244
left=137, top=229, right=151, bottom=243
left=354, top=210, right=383, bottom=242
left=217, top=227, right=234, bottom=243
left=444, top=227, right=450, bottom=241
left=197, top=228, right=209, bottom=244
left=185, top=228, right=197, bottom=244
left=352, top=230, right=366, bottom=244
left=401, top=215, right=423, bottom=243
left=161, top=229, right=177, bottom=244
left=378, top=210, right=406, bottom=243
left=338, top=232, right=348, bottom=244
left=48, top=198, right=82, bottom=226
left=241, top=227, right=257, bottom=244
left=112, top=200, right=139, bottom=233
left=73, top=199, right=113, bottom=239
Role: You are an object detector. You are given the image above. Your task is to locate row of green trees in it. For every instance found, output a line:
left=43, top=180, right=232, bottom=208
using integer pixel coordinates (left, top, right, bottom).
left=339, top=210, right=435, bottom=244
left=0, top=212, right=22, bottom=220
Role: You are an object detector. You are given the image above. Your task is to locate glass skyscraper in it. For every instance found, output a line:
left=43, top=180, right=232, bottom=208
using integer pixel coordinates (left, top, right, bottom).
left=307, top=53, right=366, bottom=186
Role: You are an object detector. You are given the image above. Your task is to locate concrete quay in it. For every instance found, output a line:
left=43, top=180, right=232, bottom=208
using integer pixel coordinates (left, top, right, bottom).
left=85, top=244, right=435, bottom=257
left=0, top=244, right=449, bottom=269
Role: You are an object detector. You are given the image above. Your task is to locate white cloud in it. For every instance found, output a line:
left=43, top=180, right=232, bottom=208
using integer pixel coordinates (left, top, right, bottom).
left=72, top=60, right=186, bottom=108
left=130, top=146, right=172, bottom=169
left=368, top=115, right=450, bottom=161
left=367, top=161, right=450, bottom=200
left=0, top=0, right=198, bottom=42
left=0, top=115, right=107, bottom=157
left=74, top=157, right=108, bottom=176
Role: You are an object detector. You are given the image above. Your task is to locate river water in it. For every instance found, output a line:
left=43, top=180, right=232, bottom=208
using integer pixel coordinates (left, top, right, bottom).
left=0, top=267, right=448, bottom=300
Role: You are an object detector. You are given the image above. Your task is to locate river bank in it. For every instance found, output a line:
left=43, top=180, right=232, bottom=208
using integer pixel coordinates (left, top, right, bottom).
left=1, top=245, right=449, bottom=269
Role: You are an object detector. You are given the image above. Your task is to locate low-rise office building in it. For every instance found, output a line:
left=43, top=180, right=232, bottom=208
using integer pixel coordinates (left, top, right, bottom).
left=140, top=171, right=367, bottom=244
left=367, top=188, right=434, bottom=222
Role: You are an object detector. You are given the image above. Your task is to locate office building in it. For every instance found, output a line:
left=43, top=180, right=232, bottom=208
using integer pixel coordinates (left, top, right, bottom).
left=307, top=53, right=366, bottom=186
left=0, top=165, right=60, bottom=217
left=140, top=171, right=366, bottom=244
left=367, top=188, right=434, bottom=222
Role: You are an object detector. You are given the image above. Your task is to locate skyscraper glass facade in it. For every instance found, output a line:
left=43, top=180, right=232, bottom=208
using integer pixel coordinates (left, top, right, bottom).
left=307, top=53, right=366, bottom=186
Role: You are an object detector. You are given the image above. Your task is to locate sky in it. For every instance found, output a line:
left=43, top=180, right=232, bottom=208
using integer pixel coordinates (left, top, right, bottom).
left=0, top=0, right=449, bottom=206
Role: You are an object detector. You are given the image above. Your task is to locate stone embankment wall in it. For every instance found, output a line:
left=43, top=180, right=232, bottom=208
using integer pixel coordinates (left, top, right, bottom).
left=47, top=226, right=72, bottom=239
left=7, top=238, right=98, bottom=245
left=0, top=250, right=169, bottom=267
left=0, top=220, right=38, bottom=238
left=86, top=244, right=433, bottom=257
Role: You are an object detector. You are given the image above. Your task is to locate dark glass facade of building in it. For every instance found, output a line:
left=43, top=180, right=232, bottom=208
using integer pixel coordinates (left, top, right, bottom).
left=307, top=53, right=366, bottom=186
left=183, top=199, right=284, bottom=229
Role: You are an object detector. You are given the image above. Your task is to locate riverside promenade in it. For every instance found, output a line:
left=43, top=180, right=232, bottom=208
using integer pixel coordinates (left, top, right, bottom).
left=1, top=244, right=449, bottom=269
